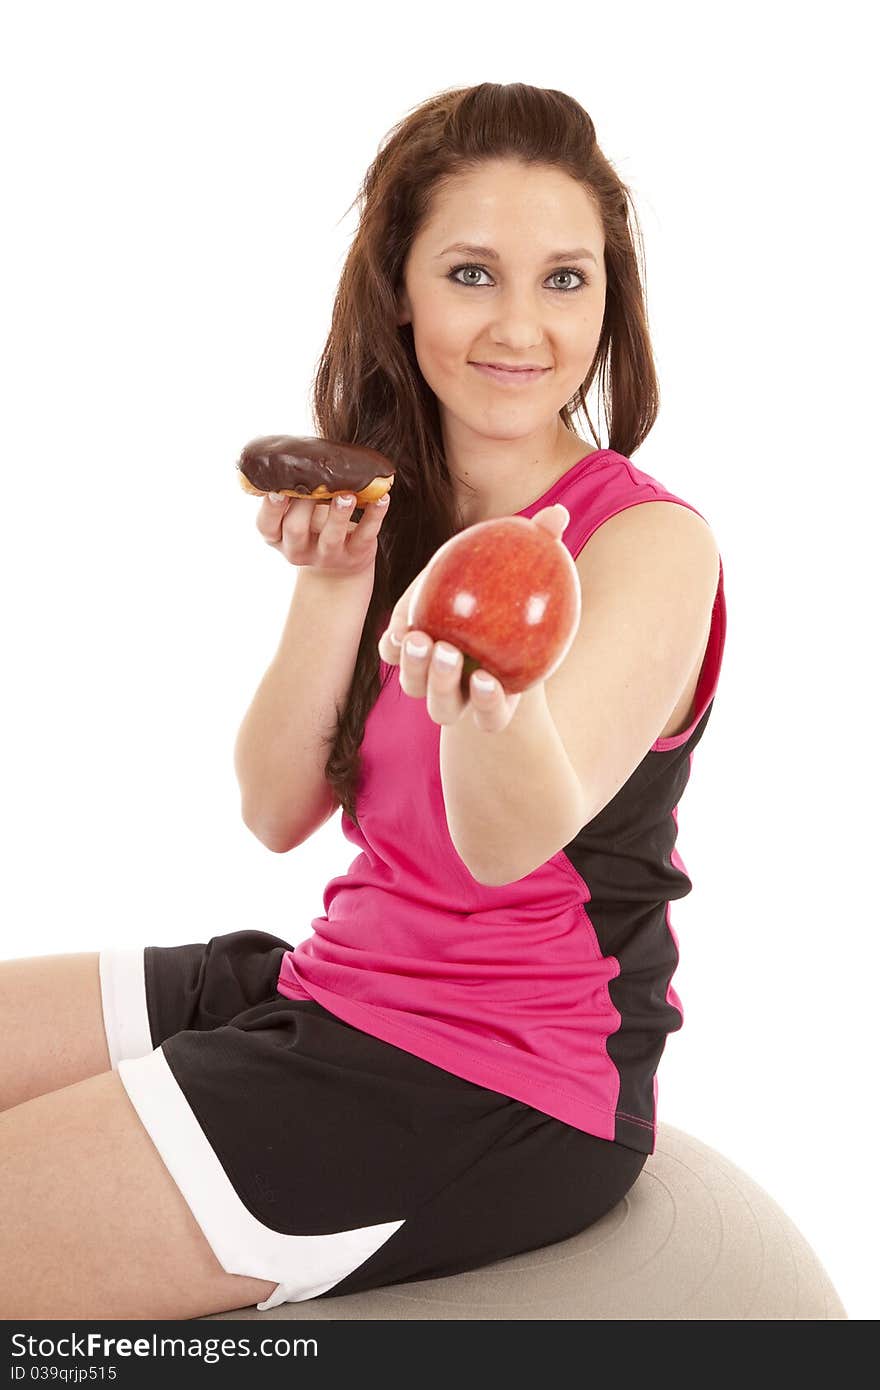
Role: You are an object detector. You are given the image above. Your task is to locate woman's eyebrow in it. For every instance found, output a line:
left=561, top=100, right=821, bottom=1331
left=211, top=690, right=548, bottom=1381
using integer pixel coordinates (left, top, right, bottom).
left=435, top=241, right=598, bottom=265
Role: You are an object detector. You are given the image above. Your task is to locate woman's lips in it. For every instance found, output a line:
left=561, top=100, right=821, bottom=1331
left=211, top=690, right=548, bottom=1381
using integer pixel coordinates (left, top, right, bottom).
left=470, top=363, right=550, bottom=386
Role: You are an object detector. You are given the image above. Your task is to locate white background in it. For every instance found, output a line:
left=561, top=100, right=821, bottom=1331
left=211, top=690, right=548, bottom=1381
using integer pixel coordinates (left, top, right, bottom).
left=1, top=0, right=876, bottom=1320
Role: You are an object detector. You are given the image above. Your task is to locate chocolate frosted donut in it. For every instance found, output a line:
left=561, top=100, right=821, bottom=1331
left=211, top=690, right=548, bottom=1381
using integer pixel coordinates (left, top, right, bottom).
left=237, top=435, right=395, bottom=506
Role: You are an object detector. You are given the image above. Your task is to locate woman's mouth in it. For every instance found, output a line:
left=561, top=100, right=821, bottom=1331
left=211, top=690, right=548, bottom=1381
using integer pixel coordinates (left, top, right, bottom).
left=470, top=363, right=550, bottom=386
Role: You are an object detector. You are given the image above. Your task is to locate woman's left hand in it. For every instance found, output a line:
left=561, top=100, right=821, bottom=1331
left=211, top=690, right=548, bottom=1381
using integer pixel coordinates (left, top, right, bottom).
left=377, top=503, right=570, bottom=733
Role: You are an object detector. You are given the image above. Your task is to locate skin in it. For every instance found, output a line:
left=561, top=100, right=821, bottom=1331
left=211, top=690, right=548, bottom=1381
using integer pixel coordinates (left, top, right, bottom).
left=381, top=157, right=607, bottom=732
left=395, top=156, right=607, bottom=527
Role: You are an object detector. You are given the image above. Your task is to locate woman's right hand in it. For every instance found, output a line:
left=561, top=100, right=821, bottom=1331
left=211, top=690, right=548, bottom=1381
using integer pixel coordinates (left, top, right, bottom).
left=256, top=491, right=390, bottom=577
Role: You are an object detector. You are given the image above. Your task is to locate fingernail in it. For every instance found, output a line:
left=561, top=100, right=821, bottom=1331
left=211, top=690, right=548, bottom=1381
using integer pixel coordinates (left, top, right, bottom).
left=389, top=631, right=402, bottom=647
left=433, top=643, right=459, bottom=668
left=405, top=638, right=429, bottom=659
left=268, top=492, right=285, bottom=503
left=472, top=673, right=496, bottom=693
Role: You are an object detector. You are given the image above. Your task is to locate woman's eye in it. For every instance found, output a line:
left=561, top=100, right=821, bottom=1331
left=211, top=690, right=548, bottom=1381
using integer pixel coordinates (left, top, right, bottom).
left=449, top=264, right=589, bottom=293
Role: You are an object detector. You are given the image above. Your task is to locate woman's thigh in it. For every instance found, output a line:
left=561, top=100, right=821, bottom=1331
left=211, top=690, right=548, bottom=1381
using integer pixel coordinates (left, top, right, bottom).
left=0, top=931, right=296, bottom=1318
left=0, top=1069, right=277, bottom=1320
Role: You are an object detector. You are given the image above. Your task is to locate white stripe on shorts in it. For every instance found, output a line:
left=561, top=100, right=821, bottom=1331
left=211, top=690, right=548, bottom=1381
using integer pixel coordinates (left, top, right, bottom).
left=98, top=946, right=154, bottom=1069
left=117, top=1046, right=406, bottom=1310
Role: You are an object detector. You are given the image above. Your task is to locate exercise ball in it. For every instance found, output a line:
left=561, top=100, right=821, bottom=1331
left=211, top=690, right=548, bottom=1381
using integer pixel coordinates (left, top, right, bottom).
left=201, top=1123, right=846, bottom=1321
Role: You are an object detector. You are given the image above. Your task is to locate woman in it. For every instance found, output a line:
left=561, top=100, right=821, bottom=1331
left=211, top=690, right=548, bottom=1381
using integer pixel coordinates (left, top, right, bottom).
left=0, top=82, right=725, bottom=1319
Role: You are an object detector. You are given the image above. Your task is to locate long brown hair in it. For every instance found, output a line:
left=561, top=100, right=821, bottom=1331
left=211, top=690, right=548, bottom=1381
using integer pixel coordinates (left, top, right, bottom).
left=312, top=81, right=660, bottom=828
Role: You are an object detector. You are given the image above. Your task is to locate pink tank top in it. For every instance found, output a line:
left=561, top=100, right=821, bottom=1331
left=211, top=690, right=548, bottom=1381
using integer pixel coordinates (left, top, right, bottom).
left=277, top=448, right=727, bottom=1154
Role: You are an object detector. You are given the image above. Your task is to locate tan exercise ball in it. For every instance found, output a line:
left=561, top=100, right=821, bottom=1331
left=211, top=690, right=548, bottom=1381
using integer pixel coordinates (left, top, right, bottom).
left=202, top=1123, right=846, bottom=1321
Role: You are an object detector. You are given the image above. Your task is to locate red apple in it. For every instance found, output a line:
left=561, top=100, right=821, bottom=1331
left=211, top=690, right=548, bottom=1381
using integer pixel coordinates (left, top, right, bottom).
left=407, top=516, right=582, bottom=694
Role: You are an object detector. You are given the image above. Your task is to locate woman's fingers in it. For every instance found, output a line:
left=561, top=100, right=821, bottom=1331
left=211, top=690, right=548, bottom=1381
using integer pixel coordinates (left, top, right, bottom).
left=399, top=633, right=465, bottom=724
left=256, top=491, right=389, bottom=573
left=378, top=574, right=422, bottom=664
left=342, top=494, right=390, bottom=556
left=397, top=631, right=520, bottom=731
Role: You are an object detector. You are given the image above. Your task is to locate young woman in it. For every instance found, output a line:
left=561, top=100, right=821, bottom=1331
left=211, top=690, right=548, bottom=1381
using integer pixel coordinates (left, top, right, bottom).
left=0, top=82, right=725, bottom=1319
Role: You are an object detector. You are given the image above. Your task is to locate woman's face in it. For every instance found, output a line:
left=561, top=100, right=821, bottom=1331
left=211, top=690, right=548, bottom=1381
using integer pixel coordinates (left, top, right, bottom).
left=397, top=160, right=607, bottom=445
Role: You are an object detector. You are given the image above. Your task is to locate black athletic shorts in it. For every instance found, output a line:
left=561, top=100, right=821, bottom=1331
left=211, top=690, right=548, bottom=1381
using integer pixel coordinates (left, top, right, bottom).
left=98, top=929, right=648, bottom=1312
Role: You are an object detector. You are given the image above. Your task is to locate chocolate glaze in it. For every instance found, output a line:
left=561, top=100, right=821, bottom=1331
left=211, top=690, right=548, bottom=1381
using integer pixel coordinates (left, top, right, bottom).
left=237, top=435, right=394, bottom=495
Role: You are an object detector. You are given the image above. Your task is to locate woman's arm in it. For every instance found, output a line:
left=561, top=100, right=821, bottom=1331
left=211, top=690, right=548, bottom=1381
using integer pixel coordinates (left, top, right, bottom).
left=234, top=565, right=376, bottom=850
left=379, top=499, right=720, bottom=889
left=440, top=681, right=588, bottom=886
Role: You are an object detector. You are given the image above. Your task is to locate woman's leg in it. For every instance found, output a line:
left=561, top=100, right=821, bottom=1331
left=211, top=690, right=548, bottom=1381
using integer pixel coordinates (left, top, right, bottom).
left=0, top=952, right=111, bottom=1112
left=0, top=1069, right=277, bottom=1319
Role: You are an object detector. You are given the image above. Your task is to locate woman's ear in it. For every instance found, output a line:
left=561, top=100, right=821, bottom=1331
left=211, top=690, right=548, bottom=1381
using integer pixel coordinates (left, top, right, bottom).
left=396, top=283, right=411, bottom=326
